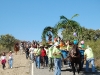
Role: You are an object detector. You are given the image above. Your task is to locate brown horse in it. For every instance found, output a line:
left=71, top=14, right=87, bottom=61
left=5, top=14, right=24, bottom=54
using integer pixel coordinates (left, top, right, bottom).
left=69, top=45, right=82, bottom=75
left=14, top=43, right=19, bottom=55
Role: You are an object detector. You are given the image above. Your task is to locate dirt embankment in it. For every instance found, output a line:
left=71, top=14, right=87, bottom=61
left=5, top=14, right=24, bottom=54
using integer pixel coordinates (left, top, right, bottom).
left=0, top=52, right=30, bottom=75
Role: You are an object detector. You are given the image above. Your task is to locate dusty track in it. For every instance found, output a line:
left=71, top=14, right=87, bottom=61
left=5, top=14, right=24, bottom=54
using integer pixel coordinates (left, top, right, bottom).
left=0, top=52, right=30, bottom=75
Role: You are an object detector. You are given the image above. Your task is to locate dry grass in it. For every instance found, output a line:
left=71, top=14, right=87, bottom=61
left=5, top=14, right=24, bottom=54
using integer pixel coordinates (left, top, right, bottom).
left=85, top=40, right=100, bottom=70
left=95, top=59, right=100, bottom=70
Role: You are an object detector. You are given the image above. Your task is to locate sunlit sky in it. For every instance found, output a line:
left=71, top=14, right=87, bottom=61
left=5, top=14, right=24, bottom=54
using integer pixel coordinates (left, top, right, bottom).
left=0, top=0, right=100, bottom=42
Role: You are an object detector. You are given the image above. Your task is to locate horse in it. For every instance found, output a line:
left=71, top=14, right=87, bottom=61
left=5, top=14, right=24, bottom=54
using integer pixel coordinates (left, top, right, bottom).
left=14, top=43, right=19, bottom=55
left=68, top=44, right=82, bottom=75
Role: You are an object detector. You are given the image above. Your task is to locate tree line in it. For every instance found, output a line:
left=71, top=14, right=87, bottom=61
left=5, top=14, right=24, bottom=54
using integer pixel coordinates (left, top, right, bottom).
left=41, top=14, right=100, bottom=44
left=0, top=34, right=20, bottom=51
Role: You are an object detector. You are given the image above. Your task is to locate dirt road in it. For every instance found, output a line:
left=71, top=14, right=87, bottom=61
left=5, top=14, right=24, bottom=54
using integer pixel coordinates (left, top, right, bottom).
left=0, top=52, right=100, bottom=75
left=0, top=52, right=30, bottom=75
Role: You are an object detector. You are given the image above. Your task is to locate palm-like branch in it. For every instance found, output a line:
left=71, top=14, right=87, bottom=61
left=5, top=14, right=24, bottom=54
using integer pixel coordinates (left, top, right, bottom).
left=57, top=14, right=80, bottom=40
left=41, top=26, right=57, bottom=41
left=71, top=14, right=79, bottom=19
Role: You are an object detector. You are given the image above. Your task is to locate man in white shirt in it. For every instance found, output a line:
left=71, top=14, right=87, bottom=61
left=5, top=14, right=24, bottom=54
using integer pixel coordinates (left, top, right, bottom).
left=20, top=43, right=24, bottom=55
left=29, top=44, right=34, bottom=62
left=84, top=45, right=95, bottom=73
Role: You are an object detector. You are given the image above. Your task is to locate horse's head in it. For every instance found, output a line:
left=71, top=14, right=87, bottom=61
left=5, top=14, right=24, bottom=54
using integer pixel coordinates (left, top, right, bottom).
left=70, top=45, right=79, bottom=57
left=73, top=45, right=77, bottom=54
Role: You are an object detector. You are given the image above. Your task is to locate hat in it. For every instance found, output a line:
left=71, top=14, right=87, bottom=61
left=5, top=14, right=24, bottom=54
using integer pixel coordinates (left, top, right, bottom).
left=9, top=51, right=12, bottom=53
left=39, top=44, right=44, bottom=47
left=39, top=44, right=42, bottom=46
left=78, top=45, right=82, bottom=48
left=54, top=42, right=59, bottom=46
left=44, top=45, right=48, bottom=48
left=86, top=45, right=90, bottom=49
left=49, top=42, right=53, bottom=45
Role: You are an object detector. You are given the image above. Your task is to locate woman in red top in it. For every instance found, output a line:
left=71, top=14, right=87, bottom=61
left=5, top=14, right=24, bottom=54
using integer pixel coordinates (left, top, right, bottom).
left=40, top=46, right=46, bottom=68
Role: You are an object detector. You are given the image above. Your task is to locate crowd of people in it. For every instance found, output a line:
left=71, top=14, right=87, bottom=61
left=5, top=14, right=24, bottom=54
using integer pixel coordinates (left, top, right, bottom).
left=0, top=37, right=96, bottom=75
left=24, top=37, right=96, bottom=75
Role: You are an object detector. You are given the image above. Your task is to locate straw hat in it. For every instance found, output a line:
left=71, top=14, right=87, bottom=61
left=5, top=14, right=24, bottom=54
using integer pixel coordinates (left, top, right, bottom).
left=78, top=45, right=82, bottom=48
left=54, top=42, right=59, bottom=46
left=39, top=44, right=44, bottom=48
left=9, top=51, right=12, bottom=53
left=44, top=45, right=48, bottom=48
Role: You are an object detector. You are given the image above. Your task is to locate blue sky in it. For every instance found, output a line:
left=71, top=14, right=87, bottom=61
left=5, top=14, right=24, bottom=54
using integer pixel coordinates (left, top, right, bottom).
left=0, top=0, right=100, bottom=42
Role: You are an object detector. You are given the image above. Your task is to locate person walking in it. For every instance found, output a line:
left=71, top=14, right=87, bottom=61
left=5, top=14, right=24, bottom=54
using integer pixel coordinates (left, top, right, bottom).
left=84, top=45, right=96, bottom=73
left=65, top=40, right=72, bottom=68
left=40, top=46, right=46, bottom=69
left=29, top=44, right=34, bottom=62
left=25, top=45, right=29, bottom=59
left=33, top=45, right=41, bottom=69
left=8, top=51, right=13, bottom=68
left=0, top=52, right=7, bottom=69
left=53, top=43, right=62, bottom=75
left=44, top=45, right=49, bottom=67
left=48, top=44, right=54, bottom=71
left=19, top=42, right=24, bottom=55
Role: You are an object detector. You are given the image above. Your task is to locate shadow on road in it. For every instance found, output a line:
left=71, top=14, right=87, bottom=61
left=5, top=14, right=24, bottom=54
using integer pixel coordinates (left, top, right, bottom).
left=14, top=66, right=26, bottom=68
left=61, top=67, right=100, bottom=75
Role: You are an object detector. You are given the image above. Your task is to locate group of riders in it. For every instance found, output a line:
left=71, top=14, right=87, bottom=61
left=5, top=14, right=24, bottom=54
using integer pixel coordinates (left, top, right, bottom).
left=14, top=37, right=96, bottom=75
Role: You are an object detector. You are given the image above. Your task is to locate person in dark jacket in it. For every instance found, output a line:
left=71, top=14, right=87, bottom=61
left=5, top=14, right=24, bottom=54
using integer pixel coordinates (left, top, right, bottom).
left=25, top=45, right=29, bottom=59
left=40, top=46, right=46, bottom=68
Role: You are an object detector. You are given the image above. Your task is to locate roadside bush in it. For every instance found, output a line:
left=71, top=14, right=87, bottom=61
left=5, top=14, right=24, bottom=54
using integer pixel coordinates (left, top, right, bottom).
left=85, top=39, right=100, bottom=69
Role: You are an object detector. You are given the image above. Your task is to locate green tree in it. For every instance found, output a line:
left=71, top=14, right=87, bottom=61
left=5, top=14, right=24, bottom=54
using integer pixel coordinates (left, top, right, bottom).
left=0, top=34, right=16, bottom=51
left=55, top=14, right=80, bottom=41
left=41, top=26, right=57, bottom=43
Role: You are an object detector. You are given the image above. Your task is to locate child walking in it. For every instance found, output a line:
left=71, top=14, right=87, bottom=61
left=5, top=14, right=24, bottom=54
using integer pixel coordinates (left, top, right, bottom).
left=0, top=52, right=6, bottom=69
left=8, top=51, right=13, bottom=68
